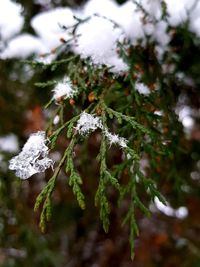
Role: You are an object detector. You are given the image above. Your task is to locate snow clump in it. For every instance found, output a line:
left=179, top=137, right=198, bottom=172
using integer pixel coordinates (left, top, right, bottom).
left=0, top=0, right=24, bottom=41
left=9, top=131, right=54, bottom=179
left=53, top=76, right=77, bottom=102
left=73, top=15, right=128, bottom=73
left=75, top=112, right=103, bottom=135
left=75, top=112, right=128, bottom=148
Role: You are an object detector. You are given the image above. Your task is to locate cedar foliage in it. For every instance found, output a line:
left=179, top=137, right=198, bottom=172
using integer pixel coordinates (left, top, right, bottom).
left=0, top=0, right=200, bottom=266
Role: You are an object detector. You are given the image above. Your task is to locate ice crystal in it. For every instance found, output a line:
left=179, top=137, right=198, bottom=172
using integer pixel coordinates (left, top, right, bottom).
left=75, top=112, right=128, bottom=148
left=53, top=77, right=77, bottom=102
left=9, top=131, right=54, bottom=180
left=75, top=112, right=102, bottom=135
left=104, top=129, right=128, bottom=148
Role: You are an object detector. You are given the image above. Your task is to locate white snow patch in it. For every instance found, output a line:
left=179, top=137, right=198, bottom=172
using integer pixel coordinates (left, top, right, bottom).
left=53, top=76, right=77, bottom=102
left=135, top=82, right=150, bottom=95
left=75, top=112, right=102, bottom=135
left=9, top=131, right=54, bottom=179
left=0, top=34, right=47, bottom=59
left=75, top=112, right=128, bottom=148
left=153, top=197, right=188, bottom=219
left=104, top=129, right=127, bottom=148
left=0, top=0, right=24, bottom=41
left=0, top=134, right=19, bottom=153
left=73, top=15, right=127, bottom=72
left=31, top=7, right=76, bottom=50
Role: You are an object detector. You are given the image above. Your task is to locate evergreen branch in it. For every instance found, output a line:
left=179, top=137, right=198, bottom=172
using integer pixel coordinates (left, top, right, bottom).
left=104, top=170, right=120, bottom=191
left=104, top=105, right=152, bottom=136
left=23, top=55, right=78, bottom=70
left=95, top=120, right=111, bottom=232
left=35, top=80, right=57, bottom=88
left=122, top=202, right=139, bottom=260
left=50, top=56, right=78, bottom=71
left=125, top=146, right=140, bottom=161
left=44, top=98, right=54, bottom=109
left=34, top=146, right=70, bottom=231
left=137, top=170, right=166, bottom=205
left=49, top=115, right=79, bottom=148
left=65, top=137, right=85, bottom=209
left=69, top=171, right=85, bottom=209
left=49, top=103, right=96, bottom=149
left=95, top=179, right=110, bottom=233
left=45, top=106, right=62, bottom=134
left=134, top=193, right=150, bottom=217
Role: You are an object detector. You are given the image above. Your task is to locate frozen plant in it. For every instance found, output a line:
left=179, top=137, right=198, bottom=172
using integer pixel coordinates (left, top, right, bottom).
left=75, top=112, right=128, bottom=148
left=75, top=112, right=102, bottom=135
left=104, top=129, right=128, bottom=148
left=53, top=76, right=77, bottom=102
left=5, top=0, right=198, bottom=259
left=73, top=15, right=127, bottom=72
left=9, top=131, right=54, bottom=180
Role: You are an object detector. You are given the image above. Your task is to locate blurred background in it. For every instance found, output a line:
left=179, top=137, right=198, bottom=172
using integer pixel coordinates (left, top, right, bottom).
left=0, top=0, right=200, bottom=266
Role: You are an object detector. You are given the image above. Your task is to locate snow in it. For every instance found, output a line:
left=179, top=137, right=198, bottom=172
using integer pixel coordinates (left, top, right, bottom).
left=135, top=82, right=150, bottom=95
left=189, top=1, right=200, bottom=36
left=9, top=131, right=54, bottom=179
left=165, top=0, right=200, bottom=34
left=154, top=21, right=170, bottom=47
left=73, top=15, right=127, bottom=73
left=140, top=0, right=163, bottom=20
left=34, top=0, right=51, bottom=6
left=165, top=0, right=190, bottom=26
left=35, top=53, right=56, bottom=65
left=82, top=0, right=120, bottom=21
left=176, top=105, right=195, bottom=130
left=0, top=34, right=47, bottom=59
left=75, top=112, right=128, bottom=148
left=0, top=134, right=19, bottom=153
left=153, top=197, right=188, bottom=219
left=117, top=1, right=144, bottom=42
left=53, top=115, right=60, bottom=125
left=1, top=0, right=200, bottom=71
left=104, top=129, right=127, bottom=148
left=31, top=7, right=76, bottom=50
left=75, top=112, right=102, bottom=135
left=53, top=76, right=77, bottom=102
left=0, top=0, right=24, bottom=41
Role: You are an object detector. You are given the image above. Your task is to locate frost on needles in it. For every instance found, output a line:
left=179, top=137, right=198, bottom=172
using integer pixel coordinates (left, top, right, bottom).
left=75, top=112, right=128, bottom=149
left=53, top=76, right=78, bottom=103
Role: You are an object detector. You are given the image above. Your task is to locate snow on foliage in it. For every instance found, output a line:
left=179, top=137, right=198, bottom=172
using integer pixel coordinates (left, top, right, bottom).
left=82, top=0, right=120, bottom=20
left=9, top=131, right=54, bottom=180
left=75, top=112, right=102, bottom=135
left=31, top=7, right=76, bottom=49
left=0, top=34, right=47, bottom=59
left=1, top=0, right=200, bottom=72
left=53, top=76, right=77, bottom=102
left=153, top=197, right=188, bottom=219
left=0, top=0, right=24, bottom=41
left=104, top=129, right=128, bottom=148
left=73, top=15, right=127, bottom=72
left=75, top=112, right=128, bottom=148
